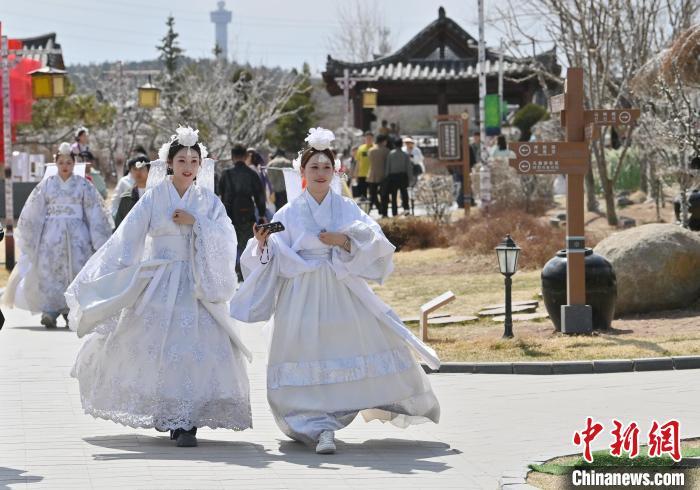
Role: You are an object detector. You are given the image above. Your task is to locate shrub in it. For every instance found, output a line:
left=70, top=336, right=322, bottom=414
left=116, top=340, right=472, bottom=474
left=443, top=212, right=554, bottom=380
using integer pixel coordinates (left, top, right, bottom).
left=414, top=174, right=456, bottom=223
left=512, top=103, right=548, bottom=141
left=379, top=217, right=449, bottom=252
left=450, top=210, right=568, bottom=269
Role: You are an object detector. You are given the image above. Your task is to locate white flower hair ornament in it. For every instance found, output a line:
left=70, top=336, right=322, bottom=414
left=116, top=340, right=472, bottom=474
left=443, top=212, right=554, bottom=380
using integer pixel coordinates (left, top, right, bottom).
left=292, top=127, right=340, bottom=172
left=57, top=142, right=72, bottom=156
left=157, top=125, right=208, bottom=161
left=305, top=127, right=335, bottom=151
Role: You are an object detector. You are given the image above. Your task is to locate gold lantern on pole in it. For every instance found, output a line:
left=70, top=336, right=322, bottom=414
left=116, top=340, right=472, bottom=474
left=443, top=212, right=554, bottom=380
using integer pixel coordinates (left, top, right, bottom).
left=28, top=66, right=67, bottom=99
left=137, top=75, right=161, bottom=109
left=362, top=87, right=378, bottom=109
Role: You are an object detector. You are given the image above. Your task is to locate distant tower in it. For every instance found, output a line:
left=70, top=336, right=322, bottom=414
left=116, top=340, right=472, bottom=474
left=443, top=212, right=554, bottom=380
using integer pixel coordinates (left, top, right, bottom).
left=210, top=1, right=232, bottom=59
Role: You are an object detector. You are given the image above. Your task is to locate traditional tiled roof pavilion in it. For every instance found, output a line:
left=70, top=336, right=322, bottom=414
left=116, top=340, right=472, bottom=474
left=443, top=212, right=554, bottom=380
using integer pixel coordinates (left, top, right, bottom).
left=323, top=6, right=561, bottom=130
left=16, top=33, right=65, bottom=69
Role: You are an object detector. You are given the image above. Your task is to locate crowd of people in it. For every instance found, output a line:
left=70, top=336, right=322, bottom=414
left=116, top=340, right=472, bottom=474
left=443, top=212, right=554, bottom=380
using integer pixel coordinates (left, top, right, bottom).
left=347, top=126, right=425, bottom=218
left=2, top=125, right=440, bottom=455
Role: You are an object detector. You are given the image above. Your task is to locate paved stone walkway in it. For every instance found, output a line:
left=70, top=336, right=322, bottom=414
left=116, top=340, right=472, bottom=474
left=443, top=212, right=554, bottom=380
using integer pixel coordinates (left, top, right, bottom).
left=1, top=307, right=699, bottom=489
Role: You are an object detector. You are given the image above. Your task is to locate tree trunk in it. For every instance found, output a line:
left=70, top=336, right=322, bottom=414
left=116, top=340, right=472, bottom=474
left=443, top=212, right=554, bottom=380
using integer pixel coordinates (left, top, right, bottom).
left=640, top=159, right=648, bottom=194
left=602, top=177, right=618, bottom=226
left=585, top=166, right=599, bottom=212
left=593, top=142, right=618, bottom=226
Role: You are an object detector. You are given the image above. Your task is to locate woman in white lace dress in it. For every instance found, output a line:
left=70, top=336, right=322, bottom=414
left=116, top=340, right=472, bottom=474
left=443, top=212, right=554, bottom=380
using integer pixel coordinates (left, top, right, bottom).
left=2, top=142, right=112, bottom=328
left=66, top=127, right=252, bottom=447
left=231, top=128, right=440, bottom=454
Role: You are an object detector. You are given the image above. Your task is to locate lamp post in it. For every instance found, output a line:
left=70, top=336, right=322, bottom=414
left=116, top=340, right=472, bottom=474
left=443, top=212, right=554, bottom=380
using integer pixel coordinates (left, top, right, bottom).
left=28, top=66, right=67, bottom=99
left=336, top=69, right=356, bottom=153
left=362, top=87, right=378, bottom=109
left=495, top=234, right=521, bottom=338
left=137, top=75, right=161, bottom=109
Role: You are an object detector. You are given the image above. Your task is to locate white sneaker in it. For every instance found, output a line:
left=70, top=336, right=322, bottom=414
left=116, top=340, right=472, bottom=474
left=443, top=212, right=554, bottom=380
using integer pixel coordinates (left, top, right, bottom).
left=315, top=430, right=336, bottom=454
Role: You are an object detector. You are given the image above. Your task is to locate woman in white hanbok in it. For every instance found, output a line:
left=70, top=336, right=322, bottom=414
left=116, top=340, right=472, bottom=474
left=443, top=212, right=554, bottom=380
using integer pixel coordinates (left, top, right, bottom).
left=231, top=128, right=440, bottom=454
left=2, top=142, right=112, bottom=328
left=66, top=127, right=252, bottom=447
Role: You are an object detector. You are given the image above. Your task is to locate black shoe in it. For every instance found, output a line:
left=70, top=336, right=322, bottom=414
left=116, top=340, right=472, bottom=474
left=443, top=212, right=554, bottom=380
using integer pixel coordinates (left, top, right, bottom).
left=170, top=427, right=197, bottom=441
left=40, top=314, right=57, bottom=329
left=176, top=433, right=198, bottom=447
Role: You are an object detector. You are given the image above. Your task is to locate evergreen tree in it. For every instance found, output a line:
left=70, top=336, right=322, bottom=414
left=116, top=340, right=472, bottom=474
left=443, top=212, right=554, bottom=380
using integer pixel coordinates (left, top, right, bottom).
left=269, top=63, right=316, bottom=154
left=156, top=15, right=184, bottom=105
left=157, top=15, right=183, bottom=77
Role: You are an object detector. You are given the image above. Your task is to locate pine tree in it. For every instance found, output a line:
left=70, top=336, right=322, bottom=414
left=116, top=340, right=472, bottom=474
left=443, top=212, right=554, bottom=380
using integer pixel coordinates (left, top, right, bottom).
left=156, top=15, right=184, bottom=106
left=268, top=63, right=316, bottom=154
left=157, top=15, right=183, bottom=77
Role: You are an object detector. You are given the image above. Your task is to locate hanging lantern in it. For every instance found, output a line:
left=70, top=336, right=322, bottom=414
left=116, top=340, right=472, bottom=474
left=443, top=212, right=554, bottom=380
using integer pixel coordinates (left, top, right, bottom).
left=137, top=75, right=161, bottom=109
left=28, top=66, right=67, bottom=99
left=362, top=87, right=378, bottom=109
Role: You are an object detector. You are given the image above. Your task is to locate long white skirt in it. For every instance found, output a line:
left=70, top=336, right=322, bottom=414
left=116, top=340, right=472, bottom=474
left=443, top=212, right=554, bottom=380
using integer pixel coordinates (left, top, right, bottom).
left=268, top=264, right=440, bottom=445
left=72, top=262, right=252, bottom=431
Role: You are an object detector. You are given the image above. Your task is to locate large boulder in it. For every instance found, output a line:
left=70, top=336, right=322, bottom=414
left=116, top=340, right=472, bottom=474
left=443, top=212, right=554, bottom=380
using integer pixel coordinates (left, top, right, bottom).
left=594, top=224, right=700, bottom=315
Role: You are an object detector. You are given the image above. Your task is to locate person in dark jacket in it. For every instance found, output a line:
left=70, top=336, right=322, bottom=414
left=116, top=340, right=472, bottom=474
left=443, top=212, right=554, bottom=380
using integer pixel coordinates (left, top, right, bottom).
left=382, top=136, right=413, bottom=217
left=114, top=155, right=150, bottom=229
left=219, top=143, right=267, bottom=281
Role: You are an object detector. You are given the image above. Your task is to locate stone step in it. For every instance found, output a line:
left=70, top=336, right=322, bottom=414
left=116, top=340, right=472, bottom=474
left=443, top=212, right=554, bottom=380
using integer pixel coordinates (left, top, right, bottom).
left=478, top=304, right=538, bottom=316
left=492, top=312, right=550, bottom=322
left=428, top=315, right=479, bottom=325
left=401, top=312, right=451, bottom=324
left=481, top=300, right=539, bottom=310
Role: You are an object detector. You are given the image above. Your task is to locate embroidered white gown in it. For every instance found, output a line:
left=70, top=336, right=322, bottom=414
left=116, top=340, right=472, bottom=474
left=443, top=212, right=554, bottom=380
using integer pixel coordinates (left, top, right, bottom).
left=66, top=178, right=252, bottom=431
left=231, top=190, right=440, bottom=445
left=2, top=174, right=112, bottom=314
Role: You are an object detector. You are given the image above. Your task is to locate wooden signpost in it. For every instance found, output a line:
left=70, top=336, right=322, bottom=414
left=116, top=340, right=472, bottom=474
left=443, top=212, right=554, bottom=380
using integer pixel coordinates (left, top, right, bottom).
left=436, top=113, right=471, bottom=216
left=509, top=67, right=639, bottom=334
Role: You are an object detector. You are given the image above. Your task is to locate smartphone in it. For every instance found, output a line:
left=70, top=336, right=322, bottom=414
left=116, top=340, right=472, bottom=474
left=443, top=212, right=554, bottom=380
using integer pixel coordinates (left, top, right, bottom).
left=255, top=221, right=285, bottom=234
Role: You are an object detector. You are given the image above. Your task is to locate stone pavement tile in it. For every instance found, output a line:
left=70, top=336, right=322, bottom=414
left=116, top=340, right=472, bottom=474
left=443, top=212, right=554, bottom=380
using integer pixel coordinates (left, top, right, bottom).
left=3, top=308, right=700, bottom=490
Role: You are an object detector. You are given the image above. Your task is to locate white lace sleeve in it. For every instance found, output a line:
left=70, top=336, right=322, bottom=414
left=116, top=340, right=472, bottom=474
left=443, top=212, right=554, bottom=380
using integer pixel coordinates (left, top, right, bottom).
left=65, top=190, right=152, bottom=328
left=81, top=179, right=114, bottom=250
left=192, top=196, right=238, bottom=303
left=15, top=178, right=48, bottom=262
left=331, top=201, right=395, bottom=284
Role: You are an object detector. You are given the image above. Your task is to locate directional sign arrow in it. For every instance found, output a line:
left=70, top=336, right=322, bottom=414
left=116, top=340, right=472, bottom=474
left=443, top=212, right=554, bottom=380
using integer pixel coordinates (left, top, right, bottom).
left=584, top=109, right=640, bottom=126
left=509, top=159, right=589, bottom=175
left=509, top=142, right=588, bottom=160
left=508, top=141, right=589, bottom=175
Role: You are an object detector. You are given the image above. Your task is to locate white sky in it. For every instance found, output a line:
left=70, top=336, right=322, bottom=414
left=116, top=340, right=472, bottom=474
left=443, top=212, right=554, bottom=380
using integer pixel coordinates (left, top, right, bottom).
left=1, top=0, right=541, bottom=74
